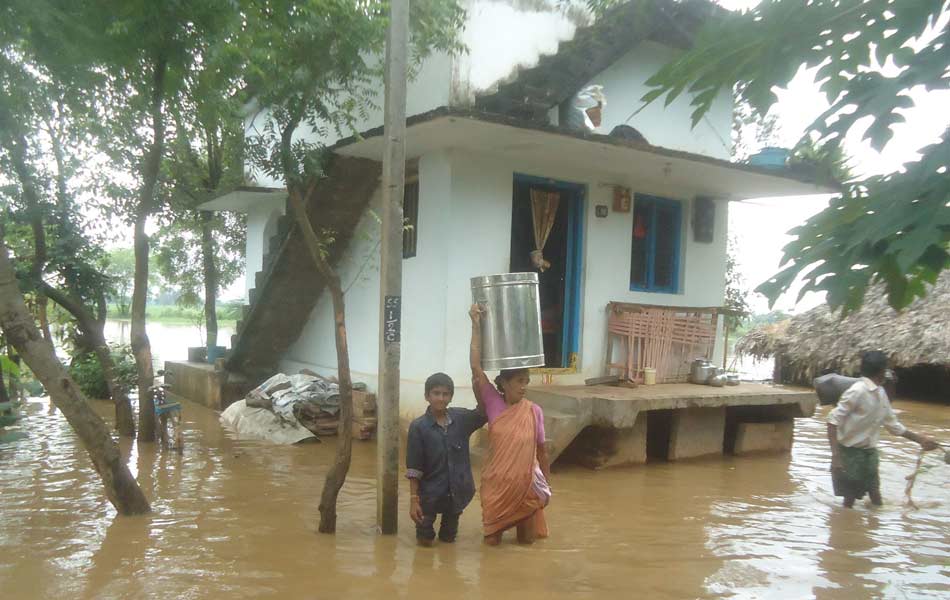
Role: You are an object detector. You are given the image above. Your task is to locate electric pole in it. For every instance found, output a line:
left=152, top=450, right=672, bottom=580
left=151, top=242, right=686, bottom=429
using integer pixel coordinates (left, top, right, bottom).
left=377, top=0, right=409, bottom=535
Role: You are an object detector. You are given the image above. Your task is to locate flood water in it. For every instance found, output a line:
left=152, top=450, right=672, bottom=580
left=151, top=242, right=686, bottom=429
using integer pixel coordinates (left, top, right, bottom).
left=103, top=319, right=235, bottom=364
left=0, top=395, right=947, bottom=599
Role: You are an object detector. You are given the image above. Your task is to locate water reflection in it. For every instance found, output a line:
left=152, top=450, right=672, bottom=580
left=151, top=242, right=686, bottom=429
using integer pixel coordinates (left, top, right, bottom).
left=0, top=397, right=946, bottom=599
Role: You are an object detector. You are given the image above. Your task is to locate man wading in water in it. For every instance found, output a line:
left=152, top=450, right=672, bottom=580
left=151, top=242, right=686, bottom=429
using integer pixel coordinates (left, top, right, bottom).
left=406, top=373, right=487, bottom=546
left=827, top=350, right=938, bottom=508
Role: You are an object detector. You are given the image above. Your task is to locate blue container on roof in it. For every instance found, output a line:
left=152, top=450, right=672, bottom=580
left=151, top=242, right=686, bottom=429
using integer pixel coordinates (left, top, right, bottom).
left=749, top=146, right=790, bottom=168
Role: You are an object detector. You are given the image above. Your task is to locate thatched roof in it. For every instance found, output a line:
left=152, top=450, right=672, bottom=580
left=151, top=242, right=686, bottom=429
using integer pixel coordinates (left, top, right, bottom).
left=736, top=273, right=950, bottom=382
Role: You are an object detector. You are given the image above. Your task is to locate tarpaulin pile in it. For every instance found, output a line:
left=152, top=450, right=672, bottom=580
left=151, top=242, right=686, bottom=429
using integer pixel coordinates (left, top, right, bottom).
left=221, top=372, right=358, bottom=444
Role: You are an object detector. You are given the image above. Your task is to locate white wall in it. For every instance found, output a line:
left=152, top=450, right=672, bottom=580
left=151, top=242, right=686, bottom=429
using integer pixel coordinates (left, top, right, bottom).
left=244, top=203, right=285, bottom=301
left=453, top=0, right=579, bottom=101
left=438, top=149, right=729, bottom=392
left=280, top=145, right=730, bottom=420
left=280, top=152, right=462, bottom=418
left=582, top=41, right=733, bottom=159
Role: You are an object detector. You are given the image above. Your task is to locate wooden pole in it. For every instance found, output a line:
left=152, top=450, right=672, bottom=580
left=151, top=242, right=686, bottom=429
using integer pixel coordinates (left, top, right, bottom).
left=723, top=325, right=729, bottom=370
left=377, top=0, right=409, bottom=535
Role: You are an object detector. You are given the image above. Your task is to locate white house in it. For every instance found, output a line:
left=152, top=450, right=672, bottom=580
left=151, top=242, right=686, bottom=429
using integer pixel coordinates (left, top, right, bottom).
left=202, top=0, right=833, bottom=420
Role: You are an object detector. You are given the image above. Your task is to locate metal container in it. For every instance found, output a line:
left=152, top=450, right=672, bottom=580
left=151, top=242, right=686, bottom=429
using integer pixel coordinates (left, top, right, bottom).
left=709, top=373, right=727, bottom=387
left=725, top=373, right=741, bottom=386
left=689, top=359, right=717, bottom=385
left=471, top=273, right=545, bottom=370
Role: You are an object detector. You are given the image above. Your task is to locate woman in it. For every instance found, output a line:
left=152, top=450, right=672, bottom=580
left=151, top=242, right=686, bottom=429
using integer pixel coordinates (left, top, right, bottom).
left=470, top=304, right=551, bottom=545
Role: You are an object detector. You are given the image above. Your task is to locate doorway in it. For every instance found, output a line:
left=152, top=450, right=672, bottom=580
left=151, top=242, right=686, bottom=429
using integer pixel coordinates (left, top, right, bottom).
left=509, top=174, right=585, bottom=369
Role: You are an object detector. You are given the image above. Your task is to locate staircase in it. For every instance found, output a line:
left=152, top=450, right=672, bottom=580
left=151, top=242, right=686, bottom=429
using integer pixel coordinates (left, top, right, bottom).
left=226, top=156, right=382, bottom=376
left=474, top=0, right=710, bottom=124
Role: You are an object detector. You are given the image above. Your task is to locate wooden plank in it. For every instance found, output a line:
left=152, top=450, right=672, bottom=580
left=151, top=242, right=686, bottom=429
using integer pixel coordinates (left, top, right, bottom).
left=585, top=375, right=620, bottom=386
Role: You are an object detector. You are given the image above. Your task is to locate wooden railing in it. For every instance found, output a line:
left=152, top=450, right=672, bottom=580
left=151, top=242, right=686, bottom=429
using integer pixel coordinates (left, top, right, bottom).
left=605, top=302, right=719, bottom=384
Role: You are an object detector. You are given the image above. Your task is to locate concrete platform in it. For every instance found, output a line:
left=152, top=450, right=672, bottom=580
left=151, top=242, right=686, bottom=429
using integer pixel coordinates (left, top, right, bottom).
left=529, top=382, right=816, bottom=467
left=163, top=360, right=257, bottom=410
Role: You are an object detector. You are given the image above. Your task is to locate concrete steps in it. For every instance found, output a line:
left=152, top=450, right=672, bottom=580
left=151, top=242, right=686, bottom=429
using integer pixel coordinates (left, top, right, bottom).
left=225, top=157, right=382, bottom=375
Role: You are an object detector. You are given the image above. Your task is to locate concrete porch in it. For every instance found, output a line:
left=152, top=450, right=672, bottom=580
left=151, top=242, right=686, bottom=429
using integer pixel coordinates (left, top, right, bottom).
left=163, top=360, right=257, bottom=410
left=530, top=382, right=817, bottom=468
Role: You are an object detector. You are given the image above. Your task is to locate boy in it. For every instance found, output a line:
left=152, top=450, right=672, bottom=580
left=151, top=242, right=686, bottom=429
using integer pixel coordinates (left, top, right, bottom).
left=828, top=350, right=938, bottom=508
left=406, top=372, right=486, bottom=545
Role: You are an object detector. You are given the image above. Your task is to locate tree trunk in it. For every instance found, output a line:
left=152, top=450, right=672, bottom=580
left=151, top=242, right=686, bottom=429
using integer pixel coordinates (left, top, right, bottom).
left=40, top=282, right=136, bottom=437
left=0, top=352, right=9, bottom=404
left=35, top=294, right=52, bottom=343
left=722, top=325, right=730, bottom=370
left=131, top=212, right=155, bottom=442
left=0, top=243, right=150, bottom=515
left=0, top=113, right=53, bottom=344
left=288, top=189, right=354, bottom=534
left=200, top=211, right=218, bottom=349
left=132, top=53, right=168, bottom=444
left=7, top=348, right=20, bottom=402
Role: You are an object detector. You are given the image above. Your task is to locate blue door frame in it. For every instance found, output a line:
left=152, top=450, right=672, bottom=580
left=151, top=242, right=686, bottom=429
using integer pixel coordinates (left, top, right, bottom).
left=513, top=174, right=585, bottom=369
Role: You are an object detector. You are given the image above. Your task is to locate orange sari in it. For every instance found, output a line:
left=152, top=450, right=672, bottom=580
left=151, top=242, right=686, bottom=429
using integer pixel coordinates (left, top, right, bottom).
left=480, top=399, right=549, bottom=538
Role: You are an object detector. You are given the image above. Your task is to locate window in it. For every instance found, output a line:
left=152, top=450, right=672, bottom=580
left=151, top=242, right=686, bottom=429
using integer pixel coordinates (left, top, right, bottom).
left=402, top=181, right=419, bottom=259
left=630, top=194, right=681, bottom=293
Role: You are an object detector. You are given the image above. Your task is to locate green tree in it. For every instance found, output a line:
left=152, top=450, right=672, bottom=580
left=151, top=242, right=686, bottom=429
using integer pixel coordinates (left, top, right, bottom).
left=53, top=0, right=246, bottom=442
left=156, top=87, right=246, bottom=350
left=724, top=235, right=750, bottom=331
left=0, top=240, right=150, bottom=515
left=0, top=38, right=138, bottom=436
left=105, top=248, right=135, bottom=317
left=634, top=0, right=949, bottom=312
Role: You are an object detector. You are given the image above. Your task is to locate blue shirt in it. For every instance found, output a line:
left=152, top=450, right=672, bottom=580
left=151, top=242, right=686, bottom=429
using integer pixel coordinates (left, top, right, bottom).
left=406, top=406, right=486, bottom=514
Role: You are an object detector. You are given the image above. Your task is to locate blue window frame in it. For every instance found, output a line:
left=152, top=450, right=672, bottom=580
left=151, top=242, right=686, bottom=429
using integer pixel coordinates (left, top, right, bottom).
left=511, top=173, right=585, bottom=368
left=630, top=194, right=681, bottom=293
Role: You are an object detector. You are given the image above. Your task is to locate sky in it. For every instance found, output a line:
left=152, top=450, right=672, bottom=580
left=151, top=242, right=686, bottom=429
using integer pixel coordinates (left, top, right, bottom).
left=721, top=0, right=950, bottom=315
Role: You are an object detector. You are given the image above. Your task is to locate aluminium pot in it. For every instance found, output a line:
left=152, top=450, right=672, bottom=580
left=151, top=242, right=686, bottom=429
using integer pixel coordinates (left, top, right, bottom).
left=470, top=273, right=545, bottom=370
left=690, top=359, right=717, bottom=385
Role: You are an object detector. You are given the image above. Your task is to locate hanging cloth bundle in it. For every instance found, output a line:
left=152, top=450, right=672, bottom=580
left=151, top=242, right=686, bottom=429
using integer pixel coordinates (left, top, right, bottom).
left=529, top=188, right=560, bottom=272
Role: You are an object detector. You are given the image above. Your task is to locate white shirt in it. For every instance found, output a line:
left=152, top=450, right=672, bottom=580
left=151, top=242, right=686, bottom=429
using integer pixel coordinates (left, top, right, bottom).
left=827, top=377, right=906, bottom=448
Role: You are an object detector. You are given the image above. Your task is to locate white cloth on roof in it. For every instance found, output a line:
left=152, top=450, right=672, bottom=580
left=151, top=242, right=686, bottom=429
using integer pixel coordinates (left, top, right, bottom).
left=827, top=377, right=906, bottom=448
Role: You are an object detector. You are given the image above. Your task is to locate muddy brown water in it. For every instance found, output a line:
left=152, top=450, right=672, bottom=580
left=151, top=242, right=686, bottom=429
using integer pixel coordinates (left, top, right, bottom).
left=0, top=397, right=947, bottom=599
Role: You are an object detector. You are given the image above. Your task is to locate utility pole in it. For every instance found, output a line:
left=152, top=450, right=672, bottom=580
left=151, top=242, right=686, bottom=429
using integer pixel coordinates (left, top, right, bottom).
left=377, top=0, right=409, bottom=535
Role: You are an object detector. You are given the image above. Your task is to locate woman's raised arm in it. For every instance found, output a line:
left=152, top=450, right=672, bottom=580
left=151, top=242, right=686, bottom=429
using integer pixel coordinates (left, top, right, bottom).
left=470, top=304, right=487, bottom=378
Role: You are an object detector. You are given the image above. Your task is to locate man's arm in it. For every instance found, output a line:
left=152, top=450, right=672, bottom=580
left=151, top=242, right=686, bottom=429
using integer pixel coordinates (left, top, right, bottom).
left=827, top=423, right=843, bottom=472
left=827, top=388, right=855, bottom=472
left=408, top=478, right=423, bottom=524
left=405, top=424, right=425, bottom=524
left=900, top=430, right=939, bottom=450
left=883, top=399, right=938, bottom=449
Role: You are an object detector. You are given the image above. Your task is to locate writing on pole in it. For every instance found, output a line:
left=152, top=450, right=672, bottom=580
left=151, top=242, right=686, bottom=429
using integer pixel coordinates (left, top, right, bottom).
left=384, top=295, right=401, bottom=344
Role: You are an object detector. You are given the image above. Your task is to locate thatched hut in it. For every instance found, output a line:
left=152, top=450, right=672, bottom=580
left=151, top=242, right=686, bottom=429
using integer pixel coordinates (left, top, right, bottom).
left=736, top=274, right=950, bottom=401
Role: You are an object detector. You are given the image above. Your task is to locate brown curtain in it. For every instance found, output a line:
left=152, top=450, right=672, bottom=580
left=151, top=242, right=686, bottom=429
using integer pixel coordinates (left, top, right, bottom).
left=529, top=189, right=560, bottom=272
